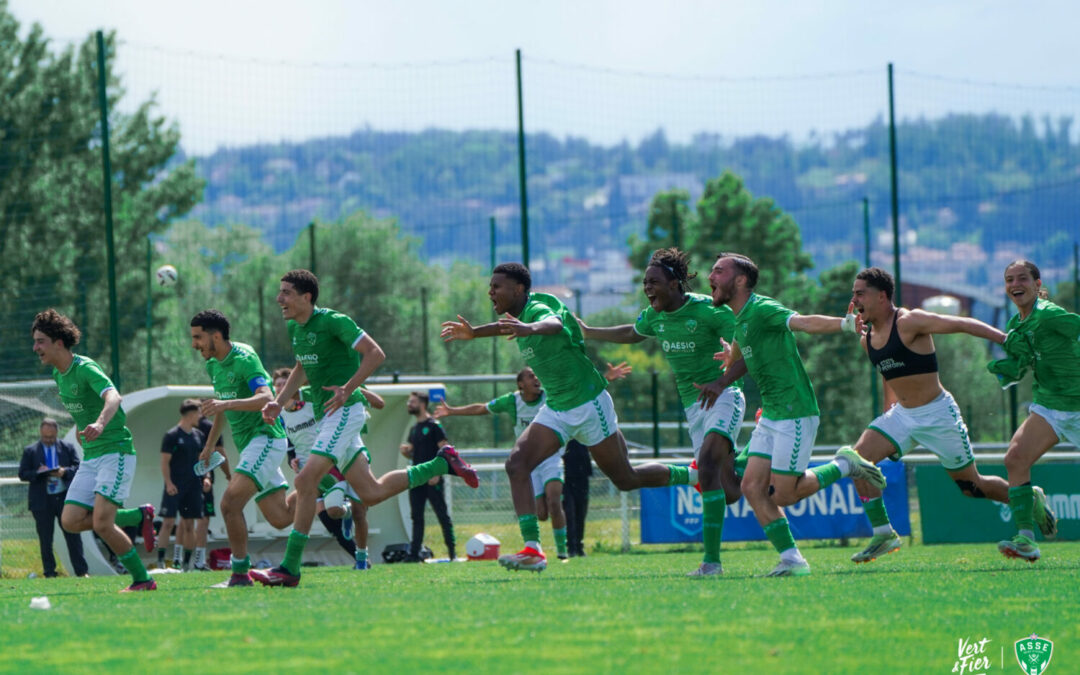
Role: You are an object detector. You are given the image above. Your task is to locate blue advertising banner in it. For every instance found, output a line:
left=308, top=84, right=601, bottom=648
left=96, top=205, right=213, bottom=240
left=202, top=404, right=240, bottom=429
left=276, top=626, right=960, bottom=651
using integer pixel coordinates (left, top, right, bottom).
left=640, top=460, right=909, bottom=543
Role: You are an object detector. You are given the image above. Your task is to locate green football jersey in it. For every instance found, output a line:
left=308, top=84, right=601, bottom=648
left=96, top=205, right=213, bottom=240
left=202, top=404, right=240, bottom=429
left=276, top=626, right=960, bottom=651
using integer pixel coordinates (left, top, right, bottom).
left=515, top=293, right=607, bottom=411
left=287, top=307, right=369, bottom=420
left=53, top=354, right=133, bottom=459
left=487, top=390, right=546, bottom=435
left=733, top=294, right=819, bottom=420
left=634, top=293, right=742, bottom=408
left=990, top=299, right=1080, bottom=411
left=205, top=342, right=285, bottom=451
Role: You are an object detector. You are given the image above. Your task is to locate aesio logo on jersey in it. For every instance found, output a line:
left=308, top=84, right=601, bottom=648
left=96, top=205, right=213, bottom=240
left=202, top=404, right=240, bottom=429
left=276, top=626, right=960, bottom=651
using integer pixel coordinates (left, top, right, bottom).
left=661, top=340, right=696, bottom=353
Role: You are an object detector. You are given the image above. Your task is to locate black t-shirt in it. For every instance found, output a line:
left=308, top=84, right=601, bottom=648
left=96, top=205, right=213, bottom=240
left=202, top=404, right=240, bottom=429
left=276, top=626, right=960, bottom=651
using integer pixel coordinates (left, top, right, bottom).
left=407, top=419, right=446, bottom=465
left=161, top=425, right=205, bottom=489
left=197, top=416, right=224, bottom=485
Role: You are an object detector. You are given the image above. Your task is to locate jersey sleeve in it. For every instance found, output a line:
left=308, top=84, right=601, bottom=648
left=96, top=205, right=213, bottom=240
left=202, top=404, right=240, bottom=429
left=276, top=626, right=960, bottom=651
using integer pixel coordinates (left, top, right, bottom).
left=238, top=352, right=270, bottom=394
left=80, top=359, right=117, bottom=398
left=486, top=392, right=517, bottom=416
left=762, top=299, right=796, bottom=331
left=521, top=301, right=558, bottom=325
left=160, top=430, right=176, bottom=454
left=1046, top=312, right=1080, bottom=341
left=707, top=304, right=736, bottom=342
left=329, top=311, right=365, bottom=349
left=633, top=308, right=656, bottom=337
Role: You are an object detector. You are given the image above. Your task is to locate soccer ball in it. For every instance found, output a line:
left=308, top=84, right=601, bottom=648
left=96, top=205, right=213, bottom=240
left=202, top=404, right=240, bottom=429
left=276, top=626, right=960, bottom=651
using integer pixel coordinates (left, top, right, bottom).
left=155, top=264, right=178, bottom=287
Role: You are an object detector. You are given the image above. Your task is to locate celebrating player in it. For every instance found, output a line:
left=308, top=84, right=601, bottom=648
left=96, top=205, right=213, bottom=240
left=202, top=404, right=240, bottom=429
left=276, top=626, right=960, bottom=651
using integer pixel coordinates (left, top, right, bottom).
left=276, top=366, right=381, bottom=570
left=33, top=309, right=156, bottom=592
left=436, top=363, right=630, bottom=562
left=577, top=247, right=746, bottom=577
left=696, top=254, right=885, bottom=577
left=838, top=267, right=1051, bottom=564
left=190, top=310, right=294, bottom=587
left=441, top=262, right=697, bottom=573
left=254, top=269, right=478, bottom=587
left=989, top=260, right=1073, bottom=562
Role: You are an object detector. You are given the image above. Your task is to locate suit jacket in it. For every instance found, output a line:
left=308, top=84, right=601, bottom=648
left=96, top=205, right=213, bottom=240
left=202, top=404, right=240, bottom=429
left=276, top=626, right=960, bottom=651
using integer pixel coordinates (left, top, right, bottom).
left=18, top=439, right=80, bottom=512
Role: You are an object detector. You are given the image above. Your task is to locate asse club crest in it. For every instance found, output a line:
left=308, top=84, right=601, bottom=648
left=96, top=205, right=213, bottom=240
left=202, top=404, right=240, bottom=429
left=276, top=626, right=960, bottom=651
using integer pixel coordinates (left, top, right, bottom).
left=1014, top=634, right=1052, bottom=675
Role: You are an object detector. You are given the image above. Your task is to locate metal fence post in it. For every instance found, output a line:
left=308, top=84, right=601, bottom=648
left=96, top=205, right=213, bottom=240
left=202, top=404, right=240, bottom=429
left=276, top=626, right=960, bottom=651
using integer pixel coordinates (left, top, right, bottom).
left=651, top=370, right=660, bottom=458
left=96, top=30, right=121, bottom=388
left=515, top=49, right=529, bottom=267
left=145, top=236, right=152, bottom=388
left=887, top=63, right=902, bottom=306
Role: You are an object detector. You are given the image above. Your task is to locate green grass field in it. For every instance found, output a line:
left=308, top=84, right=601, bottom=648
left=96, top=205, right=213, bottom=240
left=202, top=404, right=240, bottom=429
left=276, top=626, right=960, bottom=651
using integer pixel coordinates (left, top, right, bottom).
left=1, top=542, right=1076, bottom=674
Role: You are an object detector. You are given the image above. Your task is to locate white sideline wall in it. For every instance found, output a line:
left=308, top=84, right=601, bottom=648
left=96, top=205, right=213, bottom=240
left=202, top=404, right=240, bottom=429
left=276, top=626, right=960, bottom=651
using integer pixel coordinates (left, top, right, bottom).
left=57, top=383, right=443, bottom=575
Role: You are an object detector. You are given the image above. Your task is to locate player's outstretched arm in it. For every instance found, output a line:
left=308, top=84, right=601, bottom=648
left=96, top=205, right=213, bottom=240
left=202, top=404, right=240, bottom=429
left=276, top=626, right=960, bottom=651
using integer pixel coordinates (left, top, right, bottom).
left=358, top=387, right=385, bottom=410
left=497, top=313, right=562, bottom=339
left=441, top=315, right=504, bottom=342
left=576, top=316, right=647, bottom=344
left=434, top=401, right=490, bottom=418
left=902, top=309, right=1006, bottom=344
left=788, top=303, right=859, bottom=335
left=604, top=361, right=632, bottom=381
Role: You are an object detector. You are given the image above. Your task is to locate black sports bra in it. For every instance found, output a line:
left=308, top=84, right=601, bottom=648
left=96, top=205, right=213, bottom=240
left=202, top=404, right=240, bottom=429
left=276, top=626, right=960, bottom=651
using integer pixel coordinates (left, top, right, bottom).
left=866, top=310, right=938, bottom=381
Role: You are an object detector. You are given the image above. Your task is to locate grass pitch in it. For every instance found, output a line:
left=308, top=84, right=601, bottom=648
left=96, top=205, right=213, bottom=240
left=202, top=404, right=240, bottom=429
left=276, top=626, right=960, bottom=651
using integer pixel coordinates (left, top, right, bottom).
left=1, top=542, right=1077, bottom=674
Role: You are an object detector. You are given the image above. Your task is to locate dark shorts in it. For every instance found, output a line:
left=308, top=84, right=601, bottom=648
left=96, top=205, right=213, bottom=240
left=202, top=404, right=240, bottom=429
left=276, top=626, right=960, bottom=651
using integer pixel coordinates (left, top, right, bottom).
left=202, top=485, right=215, bottom=518
left=160, top=485, right=203, bottom=519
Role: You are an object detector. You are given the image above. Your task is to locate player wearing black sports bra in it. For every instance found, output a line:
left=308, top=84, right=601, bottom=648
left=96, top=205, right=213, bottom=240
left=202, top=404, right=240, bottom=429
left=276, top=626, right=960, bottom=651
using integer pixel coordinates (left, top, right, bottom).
left=840, top=267, right=1050, bottom=565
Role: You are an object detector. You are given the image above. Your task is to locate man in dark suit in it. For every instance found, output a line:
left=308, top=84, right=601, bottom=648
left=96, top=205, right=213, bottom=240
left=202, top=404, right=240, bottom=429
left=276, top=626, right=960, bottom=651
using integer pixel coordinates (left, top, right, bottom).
left=18, top=417, right=89, bottom=577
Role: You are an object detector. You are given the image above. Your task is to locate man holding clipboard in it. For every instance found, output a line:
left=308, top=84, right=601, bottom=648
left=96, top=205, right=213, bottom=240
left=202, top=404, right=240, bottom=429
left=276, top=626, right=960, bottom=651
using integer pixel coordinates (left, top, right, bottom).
left=18, top=417, right=89, bottom=577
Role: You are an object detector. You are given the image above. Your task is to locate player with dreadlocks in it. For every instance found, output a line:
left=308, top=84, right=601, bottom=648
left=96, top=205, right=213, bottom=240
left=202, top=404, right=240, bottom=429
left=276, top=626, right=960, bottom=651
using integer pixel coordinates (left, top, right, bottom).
left=577, top=248, right=747, bottom=576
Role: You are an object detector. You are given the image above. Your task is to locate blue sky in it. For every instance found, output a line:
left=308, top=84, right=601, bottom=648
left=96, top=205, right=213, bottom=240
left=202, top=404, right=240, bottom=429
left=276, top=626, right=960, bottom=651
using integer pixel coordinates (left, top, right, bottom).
left=10, top=1, right=1080, bottom=153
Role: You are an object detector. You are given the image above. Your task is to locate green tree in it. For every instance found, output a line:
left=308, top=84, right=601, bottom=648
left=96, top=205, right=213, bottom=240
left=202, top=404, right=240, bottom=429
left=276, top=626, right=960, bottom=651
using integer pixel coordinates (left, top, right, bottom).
left=0, top=7, right=203, bottom=382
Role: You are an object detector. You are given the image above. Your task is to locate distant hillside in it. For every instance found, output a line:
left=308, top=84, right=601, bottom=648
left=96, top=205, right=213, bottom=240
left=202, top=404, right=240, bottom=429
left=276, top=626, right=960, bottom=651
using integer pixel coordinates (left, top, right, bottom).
left=189, top=114, right=1080, bottom=290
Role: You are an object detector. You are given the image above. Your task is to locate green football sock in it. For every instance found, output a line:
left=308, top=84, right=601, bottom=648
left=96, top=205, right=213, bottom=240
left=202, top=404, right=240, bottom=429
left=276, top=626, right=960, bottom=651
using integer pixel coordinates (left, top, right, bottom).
left=281, top=529, right=309, bottom=576
left=809, top=462, right=842, bottom=490
left=407, top=456, right=449, bottom=488
left=231, top=554, right=251, bottom=575
left=764, top=517, right=797, bottom=555
left=1009, top=485, right=1035, bottom=533
left=115, top=507, right=143, bottom=528
left=668, top=465, right=691, bottom=486
left=118, top=547, right=150, bottom=583
left=864, top=497, right=891, bottom=528
left=702, top=489, right=726, bottom=564
left=553, top=528, right=568, bottom=556
left=518, top=514, right=540, bottom=547
left=356, top=548, right=368, bottom=563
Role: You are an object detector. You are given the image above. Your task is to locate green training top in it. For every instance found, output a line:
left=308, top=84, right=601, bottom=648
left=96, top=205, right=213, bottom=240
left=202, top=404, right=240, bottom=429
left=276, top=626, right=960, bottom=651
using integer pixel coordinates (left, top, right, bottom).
left=515, top=293, right=607, bottom=411
left=288, top=307, right=370, bottom=420
left=205, top=342, right=286, bottom=451
left=634, top=292, right=742, bottom=408
left=734, top=293, right=819, bottom=420
left=988, top=299, right=1080, bottom=411
left=53, top=354, right=133, bottom=459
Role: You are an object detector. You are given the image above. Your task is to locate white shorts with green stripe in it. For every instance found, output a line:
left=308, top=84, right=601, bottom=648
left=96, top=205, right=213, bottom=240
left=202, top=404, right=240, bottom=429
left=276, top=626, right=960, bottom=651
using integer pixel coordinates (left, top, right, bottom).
left=531, top=452, right=565, bottom=498
left=65, top=452, right=136, bottom=508
left=868, top=390, right=973, bottom=471
left=1029, top=403, right=1080, bottom=448
left=748, top=415, right=820, bottom=475
left=685, top=388, right=746, bottom=461
left=533, top=390, right=619, bottom=447
left=236, top=435, right=289, bottom=501
left=311, top=402, right=369, bottom=472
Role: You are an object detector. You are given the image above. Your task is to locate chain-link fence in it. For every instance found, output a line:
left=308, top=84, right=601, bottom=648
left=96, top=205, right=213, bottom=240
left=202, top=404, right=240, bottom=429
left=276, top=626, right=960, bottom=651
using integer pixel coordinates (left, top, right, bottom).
left=3, top=11, right=1079, bottom=450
